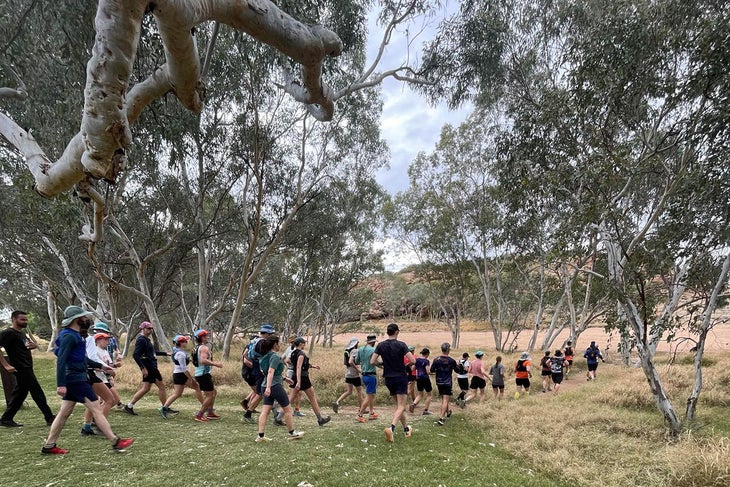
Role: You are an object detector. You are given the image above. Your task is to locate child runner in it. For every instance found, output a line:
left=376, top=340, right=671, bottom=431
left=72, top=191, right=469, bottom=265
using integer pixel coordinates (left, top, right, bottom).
left=409, top=348, right=433, bottom=415
left=550, top=350, right=566, bottom=394
left=429, top=343, right=457, bottom=426
left=563, top=341, right=574, bottom=379
left=540, top=350, right=553, bottom=393
left=192, top=329, right=224, bottom=422
left=289, top=337, right=331, bottom=426
left=463, top=350, right=488, bottom=406
left=256, top=334, right=304, bottom=442
left=332, top=337, right=363, bottom=413
left=513, top=351, right=532, bottom=399
left=455, top=352, right=470, bottom=401
left=160, top=335, right=204, bottom=418
left=489, top=356, right=505, bottom=400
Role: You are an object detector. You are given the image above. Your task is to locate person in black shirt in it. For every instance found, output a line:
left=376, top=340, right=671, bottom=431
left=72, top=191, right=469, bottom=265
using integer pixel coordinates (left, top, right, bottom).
left=0, top=310, right=55, bottom=427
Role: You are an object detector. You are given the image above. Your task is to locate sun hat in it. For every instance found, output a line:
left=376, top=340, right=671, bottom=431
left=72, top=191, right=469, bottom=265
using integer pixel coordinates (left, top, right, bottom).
left=61, top=305, right=93, bottom=326
left=475, top=350, right=484, bottom=357
left=520, top=351, right=530, bottom=361
left=288, top=334, right=297, bottom=343
left=93, top=332, right=110, bottom=341
left=173, top=334, right=188, bottom=344
left=346, top=337, right=359, bottom=349
left=92, top=322, right=112, bottom=334
left=139, top=321, right=154, bottom=330
left=408, top=345, right=415, bottom=352
left=293, top=337, right=306, bottom=346
left=259, top=324, right=275, bottom=334
left=194, top=329, right=209, bottom=339
left=366, top=335, right=377, bottom=343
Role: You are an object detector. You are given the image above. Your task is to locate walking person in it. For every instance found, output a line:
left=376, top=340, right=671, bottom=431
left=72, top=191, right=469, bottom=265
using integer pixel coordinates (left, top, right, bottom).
left=550, top=350, right=566, bottom=394
left=332, top=337, right=363, bottom=413
left=192, top=329, right=224, bottom=422
left=282, top=334, right=304, bottom=416
left=353, top=335, right=379, bottom=423
left=563, top=341, right=575, bottom=379
left=409, top=348, right=433, bottom=415
left=489, top=355, right=505, bottom=401
left=80, top=330, right=118, bottom=435
left=540, top=350, right=553, bottom=393
left=405, top=345, right=417, bottom=403
left=513, top=351, right=532, bottom=399
left=370, top=323, right=415, bottom=442
left=255, top=334, right=304, bottom=442
left=242, top=324, right=276, bottom=424
left=123, top=321, right=172, bottom=416
left=42, top=305, right=133, bottom=454
left=584, top=341, right=604, bottom=381
left=161, top=335, right=204, bottom=418
left=0, top=310, right=55, bottom=427
left=289, top=337, right=331, bottom=426
left=463, top=350, right=488, bottom=405
left=429, top=343, right=458, bottom=426
left=455, top=352, right=470, bottom=401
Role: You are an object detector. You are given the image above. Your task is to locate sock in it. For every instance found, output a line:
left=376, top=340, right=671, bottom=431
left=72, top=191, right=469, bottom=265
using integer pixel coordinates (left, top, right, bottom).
left=207, top=408, right=214, bottom=414
left=112, top=437, right=120, bottom=446
left=316, top=414, right=322, bottom=420
left=390, top=424, right=395, bottom=432
left=196, top=410, right=204, bottom=416
left=244, top=411, right=252, bottom=418
left=404, top=425, right=410, bottom=432
left=127, top=403, right=134, bottom=408
left=83, top=423, right=92, bottom=431
left=289, top=430, right=295, bottom=435
left=258, top=432, right=265, bottom=438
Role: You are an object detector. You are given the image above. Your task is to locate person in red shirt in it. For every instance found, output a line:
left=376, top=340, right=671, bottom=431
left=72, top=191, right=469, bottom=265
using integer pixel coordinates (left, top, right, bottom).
left=513, top=351, right=532, bottom=399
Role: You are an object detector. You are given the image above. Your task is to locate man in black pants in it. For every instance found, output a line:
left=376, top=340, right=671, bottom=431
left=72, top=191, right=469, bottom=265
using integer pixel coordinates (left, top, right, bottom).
left=0, top=310, right=56, bottom=427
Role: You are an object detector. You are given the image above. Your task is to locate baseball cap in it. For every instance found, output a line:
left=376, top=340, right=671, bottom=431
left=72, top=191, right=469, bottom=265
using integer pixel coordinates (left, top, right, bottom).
left=139, top=321, right=154, bottom=330
left=408, top=345, right=415, bottom=352
left=93, top=332, right=110, bottom=341
left=173, top=334, right=188, bottom=343
left=194, top=329, right=209, bottom=339
left=259, top=324, right=275, bottom=334
left=293, top=337, right=306, bottom=346
left=475, top=350, right=484, bottom=357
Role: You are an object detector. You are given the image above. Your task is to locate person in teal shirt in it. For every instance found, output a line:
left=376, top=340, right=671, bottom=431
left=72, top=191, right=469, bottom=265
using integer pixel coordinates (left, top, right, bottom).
left=256, top=335, right=303, bottom=442
left=353, top=335, right=379, bottom=423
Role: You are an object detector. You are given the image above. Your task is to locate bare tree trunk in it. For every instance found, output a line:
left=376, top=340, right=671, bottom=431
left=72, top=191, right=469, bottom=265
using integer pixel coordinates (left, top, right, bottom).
left=44, top=281, right=59, bottom=352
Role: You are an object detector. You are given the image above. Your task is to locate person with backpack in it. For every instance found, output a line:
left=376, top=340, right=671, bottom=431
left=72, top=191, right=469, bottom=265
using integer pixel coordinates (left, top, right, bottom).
left=160, top=334, right=204, bottom=419
left=409, top=348, right=433, bottom=415
left=455, top=352, right=470, bottom=401
left=281, top=334, right=304, bottom=416
left=79, top=330, right=119, bottom=435
left=584, top=341, right=604, bottom=381
left=489, top=355, right=505, bottom=400
left=123, top=321, right=171, bottom=416
left=289, top=337, right=331, bottom=426
left=353, top=335, right=379, bottom=423
left=42, top=305, right=133, bottom=454
left=242, top=324, right=276, bottom=424
left=550, top=350, right=566, bottom=393
left=332, top=337, right=363, bottom=413
left=429, top=342, right=458, bottom=426
left=513, top=351, right=532, bottom=399
left=563, top=340, right=575, bottom=379
left=540, top=350, right=553, bottom=393
left=192, top=329, right=224, bottom=422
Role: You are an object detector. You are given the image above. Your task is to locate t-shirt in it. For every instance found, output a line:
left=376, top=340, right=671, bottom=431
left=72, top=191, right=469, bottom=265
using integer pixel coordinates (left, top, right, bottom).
left=355, top=344, right=376, bottom=374
left=94, top=347, right=113, bottom=382
left=584, top=346, right=602, bottom=364
left=540, top=356, right=552, bottom=373
left=489, top=363, right=505, bottom=387
left=515, top=359, right=531, bottom=379
left=260, top=351, right=284, bottom=388
left=291, top=348, right=310, bottom=377
left=415, top=357, right=430, bottom=378
left=172, top=348, right=189, bottom=374
left=132, top=335, right=160, bottom=370
left=344, top=349, right=360, bottom=378
left=469, top=358, right=485, bottom=379
left=374, top=339, right=410, bottom=378
left=430, top=355, right=457, bottom=385
left=282, top=345, right=295, bottom=371
left=550, top=356, right=566, bottom=374
left=0, top=327, right=33, bottom=369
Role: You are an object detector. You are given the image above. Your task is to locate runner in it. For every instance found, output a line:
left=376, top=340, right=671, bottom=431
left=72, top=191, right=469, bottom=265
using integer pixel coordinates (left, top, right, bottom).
left=409, top=348, right=433, bottom=415
left=584, top=341, right=604, bottom=381
left=455, top=352, right=470, bottom=401
left=192, top=329, right=224, bottom=422
left=289, top=337, right=331, bottom=426
left=513, top=352, right=532, bottom=399
left=353, top=335, right=379, bottom=423
left=161, top=335, right=204, bottom=418
left=463, top=350, right=488, bottom=405
left=123, top=321, right=171, bottom=416
left=540, top=350, right=553, bottom=393
left=563, top=341, right=575, bottom=379
left=332, top=337, right=363, bottom=413
left=550, top=350, right=566, bottom=394
left=489, top=356, right=505, bottom=401
left=429, top=343, right=457, bottom=426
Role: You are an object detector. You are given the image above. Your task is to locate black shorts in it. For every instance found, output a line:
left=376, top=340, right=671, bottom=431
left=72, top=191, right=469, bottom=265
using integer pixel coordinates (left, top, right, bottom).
left=142, top=367, right=163, bottom=384
left=541, top=370, right=551, bottom=377
left=173, top=372, right=188, bottom=385
left=515, top=378, right=531, bottom=388
left=457, top=377, right=469, bottom=391
left=63, top=381, right=98, bottom=403
left=407, top=374, right=417, bottom=382
left=88, top=371, right=103, bottom=384
left=293, top=375, right=313, bottom=391
left=469, top=376, right=487, bottom=390
left=255, top=375, right=265, bottom=395
left=437, top=383, right=453, bottom=396
left=587, top=363, right=598, bottom=371
left=262, top=383, right=290, bottom=407
left=244, top=371, right=259, bottom=387
left=345, top=377, right=362, bottom=387
left=416, top=377, right=432, bottom=392
left=195, top=373, right=215, bottom=392
left=552, top=373, right=564, bottom=384
left=492, top=384, right=505, bottom=390
left=566, top=359, right=574, bottom=365
left=384, top=375, right=408, bottom=396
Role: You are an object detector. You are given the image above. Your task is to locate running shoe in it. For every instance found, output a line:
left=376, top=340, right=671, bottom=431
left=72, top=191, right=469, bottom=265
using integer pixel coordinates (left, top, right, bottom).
left=355, top=415, right=367, bottom=423
left=384, top=427, right=394, bottom=443
left=422, top=410, right=432, bottom=416
left=164, top=406, right=179, bottom=415
left=122, top=405, right=137, bottom=416
left=404, top=426, right=413, bottom=438
left=514, top=391, right=520, bottom=400
left=293, top=410, right=306, bottom=417
left=446, top=409, right=452, bottom=418
left=317, top=416, right=331, bottom=426
left=437, top=418, right=445, bottom=426
left=368, top=412, right=379, bottom=419
left=273, top=419, right=285, bottom=427
left=41, top=444, right=69, bottom=455
left=255, top=435, right=272, bottom=442
left=194, top=414, right=209, bottom=422
left=331, top=401, right=339, bottom=413
left=287, top=430, right=305, bottom=440
left=408, top=403, right=415, bottom=414
left=112, top=438, right=134, bottom=452
left=206, top=412, right=221, bottom=420
left=242, top=415, right=255, bottom=424
left=158, top=406, right=168, bottom=420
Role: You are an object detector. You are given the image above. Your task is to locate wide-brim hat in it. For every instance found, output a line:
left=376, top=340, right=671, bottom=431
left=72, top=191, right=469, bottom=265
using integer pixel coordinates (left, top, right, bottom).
left=92, top=322, right=112, bottom=334
left=61, top=305, right=93, bottom=326
left=520, top=351, right=531, bottom=361
left=259, top=324, right=275, bottom=334
left=346, top=337, right=359, bottom=349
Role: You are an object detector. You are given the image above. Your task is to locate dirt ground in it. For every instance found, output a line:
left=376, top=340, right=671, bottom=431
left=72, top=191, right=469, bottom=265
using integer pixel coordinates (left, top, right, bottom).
left=332, top=322, right=730, bottom=355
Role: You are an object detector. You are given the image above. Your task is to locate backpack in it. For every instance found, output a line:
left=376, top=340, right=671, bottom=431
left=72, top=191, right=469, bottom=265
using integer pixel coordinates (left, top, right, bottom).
left=191, top=345, right=200, bottom=367
left=343, top=350, right=351, bottom=367
left=455, top=359, right=467, bottom=375
left=515, top=360, right=527, bottom=372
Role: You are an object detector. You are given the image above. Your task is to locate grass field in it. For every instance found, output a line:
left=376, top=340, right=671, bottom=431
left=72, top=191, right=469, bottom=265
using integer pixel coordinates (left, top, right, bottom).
left=1, top=342, right=728, bottom=487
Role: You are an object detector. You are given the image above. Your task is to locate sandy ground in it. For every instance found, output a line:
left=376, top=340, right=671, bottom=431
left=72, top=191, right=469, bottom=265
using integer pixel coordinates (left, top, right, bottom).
left=332, top=323, right=730, bottom=354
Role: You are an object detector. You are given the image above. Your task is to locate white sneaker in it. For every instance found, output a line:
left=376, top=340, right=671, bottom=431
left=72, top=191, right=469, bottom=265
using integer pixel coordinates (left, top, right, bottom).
left=255, top=436, right=272, bottom=442
left=287, top=430, right=304, bottom=440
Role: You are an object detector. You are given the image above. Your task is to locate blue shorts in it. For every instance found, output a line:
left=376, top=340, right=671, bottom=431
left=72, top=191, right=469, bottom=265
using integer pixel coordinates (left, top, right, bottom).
left=384, top=375, right=408, bottom=396
left=63, top=381, right=98, bottom=403
left=362, top=374, right=377, bottom=395
left=262, top=383, right=290, bottom=407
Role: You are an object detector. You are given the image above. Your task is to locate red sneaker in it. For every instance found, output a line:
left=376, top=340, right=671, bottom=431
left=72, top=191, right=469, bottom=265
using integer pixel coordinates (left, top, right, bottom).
left=41, top=445, right=69, bottom=455
left=113, top=438, right=134, bottom=452
left=206, top=412, right=221, bottom=420
left=194, top=414, right=209, bottom=422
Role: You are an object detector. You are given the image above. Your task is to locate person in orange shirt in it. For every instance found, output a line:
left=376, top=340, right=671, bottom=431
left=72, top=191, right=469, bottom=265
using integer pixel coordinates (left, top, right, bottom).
left=513, top=352, right=532, bottom=399
left=563, top=341, right=575, bottom=379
